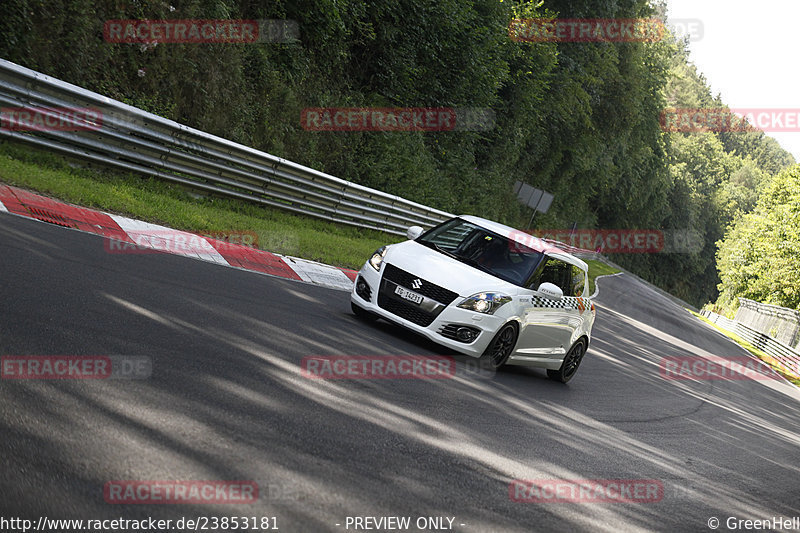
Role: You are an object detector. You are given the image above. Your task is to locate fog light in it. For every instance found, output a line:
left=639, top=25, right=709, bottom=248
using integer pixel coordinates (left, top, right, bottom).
left=456, top=327, right=478, bottom=342
left=355, top=276, right=372, bottom=301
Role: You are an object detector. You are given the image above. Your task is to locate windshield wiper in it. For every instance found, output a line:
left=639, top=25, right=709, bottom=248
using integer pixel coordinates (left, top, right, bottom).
left=420, top=240, right=458, bottom=259
left=453, top=253, right=494, bottom=275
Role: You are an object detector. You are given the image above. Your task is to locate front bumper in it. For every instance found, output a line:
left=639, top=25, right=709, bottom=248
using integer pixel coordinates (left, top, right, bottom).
left=350, top=262, right=507, bottom=358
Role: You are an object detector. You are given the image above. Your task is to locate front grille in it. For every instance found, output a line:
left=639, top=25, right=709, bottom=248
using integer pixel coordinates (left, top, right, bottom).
left=377, top=263, right=460, bottom=327
left=377, top=292, right=435, bottom=326
left=381, top=263, right=459, bottom=305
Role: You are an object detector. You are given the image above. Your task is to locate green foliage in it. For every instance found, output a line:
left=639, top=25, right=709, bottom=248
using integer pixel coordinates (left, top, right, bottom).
left=612, top=39, right=795, bottom=307
left=717, top=165, right=800, bottom=310
left=0, top=0, right=795, bottom=308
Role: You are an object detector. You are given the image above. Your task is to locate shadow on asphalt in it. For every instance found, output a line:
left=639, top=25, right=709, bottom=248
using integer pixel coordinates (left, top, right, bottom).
left=2, top=216, right=800, bottom=531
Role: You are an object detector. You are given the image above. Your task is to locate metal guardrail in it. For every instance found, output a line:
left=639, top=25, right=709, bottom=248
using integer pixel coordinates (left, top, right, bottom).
left=702, top=310, right=738, bottom=332
left=0, top=59, right=454, bottom=236
left=702, top=310, right=800, bottom=378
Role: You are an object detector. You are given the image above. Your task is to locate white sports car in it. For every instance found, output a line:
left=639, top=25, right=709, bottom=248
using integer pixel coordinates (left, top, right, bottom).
left=350, top=215, right=596, bottom=382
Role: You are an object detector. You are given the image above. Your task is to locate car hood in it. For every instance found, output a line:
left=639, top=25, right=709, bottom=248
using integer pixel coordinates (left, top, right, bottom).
left=381, top=241, right=520, bottom=297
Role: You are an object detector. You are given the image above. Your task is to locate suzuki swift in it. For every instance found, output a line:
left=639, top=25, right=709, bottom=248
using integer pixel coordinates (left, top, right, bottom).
left=350, top=215, right=596, bottom=383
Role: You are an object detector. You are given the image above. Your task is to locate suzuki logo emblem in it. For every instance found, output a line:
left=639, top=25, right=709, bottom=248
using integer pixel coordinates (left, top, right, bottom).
left=411, top=279, right=423, bottom=290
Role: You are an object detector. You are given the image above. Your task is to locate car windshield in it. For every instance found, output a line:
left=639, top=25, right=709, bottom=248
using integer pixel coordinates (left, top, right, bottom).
left=417, top=218, right=545, bottom=286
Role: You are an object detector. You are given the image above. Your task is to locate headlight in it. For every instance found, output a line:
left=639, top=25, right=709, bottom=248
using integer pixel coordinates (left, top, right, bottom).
left=457, top=293, right=512, bottom=314
left=368, top=246, right=388, bottom=271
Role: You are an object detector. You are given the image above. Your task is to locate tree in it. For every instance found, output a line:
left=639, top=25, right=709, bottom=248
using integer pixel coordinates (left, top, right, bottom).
left=717, top=165, right=800, bottom=310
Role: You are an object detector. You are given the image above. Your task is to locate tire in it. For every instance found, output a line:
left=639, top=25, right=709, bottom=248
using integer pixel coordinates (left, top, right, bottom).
left=351, top=301, right=378, bottom=322
left=547, top=339, right=587, bottom=383
left=479, top=322, right=518, bottom=370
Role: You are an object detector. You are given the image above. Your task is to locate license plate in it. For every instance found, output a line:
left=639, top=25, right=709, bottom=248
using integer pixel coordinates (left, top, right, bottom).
left=394, top=285, right=424, bottom=305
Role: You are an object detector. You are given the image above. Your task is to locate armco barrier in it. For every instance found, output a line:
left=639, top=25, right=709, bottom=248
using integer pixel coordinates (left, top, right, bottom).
left=0, top=59, right=453, bottom=236
left=702, top=310, right=738, bottom=332
left=701, top=310, right=800, bottom=379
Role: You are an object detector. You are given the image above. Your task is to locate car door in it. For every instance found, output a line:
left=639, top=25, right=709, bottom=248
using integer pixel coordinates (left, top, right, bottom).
left=517, top=256, right=582, bottom=356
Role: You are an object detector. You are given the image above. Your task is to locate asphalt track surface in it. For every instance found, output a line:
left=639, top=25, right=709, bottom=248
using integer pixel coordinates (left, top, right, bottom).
left=1, top=211, right=799, bottom=533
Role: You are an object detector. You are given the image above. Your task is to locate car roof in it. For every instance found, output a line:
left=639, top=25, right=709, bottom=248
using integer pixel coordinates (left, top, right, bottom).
left=458, top=215, right=589, bottom=272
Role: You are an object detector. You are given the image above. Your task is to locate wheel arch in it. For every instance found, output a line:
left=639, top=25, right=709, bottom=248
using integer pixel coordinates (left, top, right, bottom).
left=503, top=318, right=522, bottom=349
left=573, top=334, right=590, bottom=352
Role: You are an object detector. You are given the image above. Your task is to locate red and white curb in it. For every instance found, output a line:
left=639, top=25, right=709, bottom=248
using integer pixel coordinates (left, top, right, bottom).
left=0, top=184, right=358, bottom=291
left=107, top=214, right=232, bottom=266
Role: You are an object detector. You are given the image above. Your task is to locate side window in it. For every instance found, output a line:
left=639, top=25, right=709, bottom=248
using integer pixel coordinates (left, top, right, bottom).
left=530, top=257, right=572, bottom=295
left=571, top=264, right=585, bottom=297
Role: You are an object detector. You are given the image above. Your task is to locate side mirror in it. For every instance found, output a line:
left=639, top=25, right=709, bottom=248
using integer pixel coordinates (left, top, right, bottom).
left=407, top=226, right=424, bottom=240
left=537, top=282, right=563, bottom=300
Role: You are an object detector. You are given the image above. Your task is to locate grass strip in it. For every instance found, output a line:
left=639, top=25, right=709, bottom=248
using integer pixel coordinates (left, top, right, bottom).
left=0, top=141, right=399, bottom=269
left=585, top=259, right=621, bottom=296
left=691, top=310, right=800, bottom=387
